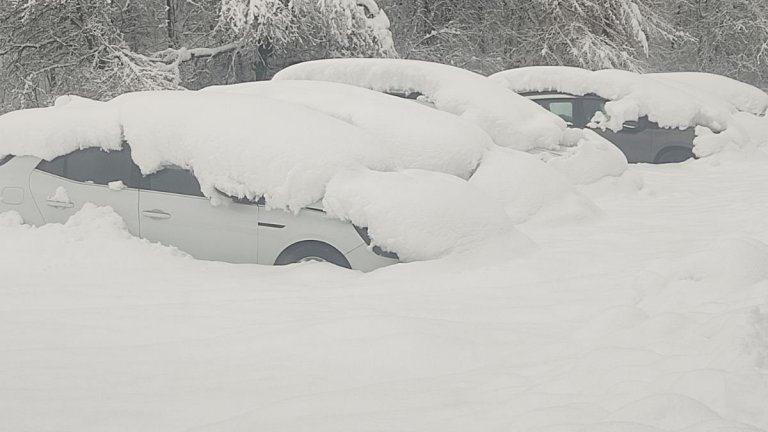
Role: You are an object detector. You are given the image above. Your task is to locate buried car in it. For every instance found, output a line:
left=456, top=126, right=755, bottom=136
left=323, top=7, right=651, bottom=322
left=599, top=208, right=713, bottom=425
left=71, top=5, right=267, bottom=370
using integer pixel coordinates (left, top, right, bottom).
left=0, top=89, right=425, bottom=272
left=0, top=148, right=398, bottom=271
left=0, top=87, right=514, bottom=270
left=490, top=67, right=768, bottom=164
left=522, top=91, right=695, bottom=163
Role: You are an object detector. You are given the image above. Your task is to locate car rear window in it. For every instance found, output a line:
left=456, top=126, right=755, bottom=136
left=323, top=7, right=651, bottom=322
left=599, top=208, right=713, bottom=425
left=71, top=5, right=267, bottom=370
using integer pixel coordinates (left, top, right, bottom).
left=0, top=155, right=13, bottom=167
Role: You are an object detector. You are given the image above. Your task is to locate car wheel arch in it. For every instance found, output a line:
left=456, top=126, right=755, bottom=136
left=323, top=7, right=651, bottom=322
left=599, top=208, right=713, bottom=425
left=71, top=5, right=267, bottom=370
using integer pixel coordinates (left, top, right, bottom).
left=654, top=145, right=695, bottom=164
left=274, top=240, right=351, bottom=269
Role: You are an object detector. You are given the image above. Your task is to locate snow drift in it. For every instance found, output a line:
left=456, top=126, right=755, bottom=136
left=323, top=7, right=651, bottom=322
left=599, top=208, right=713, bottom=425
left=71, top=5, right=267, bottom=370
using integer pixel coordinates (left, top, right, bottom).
left=3, top=155, right=768, bottom=431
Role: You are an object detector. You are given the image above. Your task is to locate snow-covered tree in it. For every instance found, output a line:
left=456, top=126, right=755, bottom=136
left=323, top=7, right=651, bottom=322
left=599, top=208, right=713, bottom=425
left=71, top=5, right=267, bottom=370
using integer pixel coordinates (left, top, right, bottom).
left=382, top=0, right=680, bottom=73
left=652, top=0, right=768, bottom=86
left=0, top=0, right=396, bottom=113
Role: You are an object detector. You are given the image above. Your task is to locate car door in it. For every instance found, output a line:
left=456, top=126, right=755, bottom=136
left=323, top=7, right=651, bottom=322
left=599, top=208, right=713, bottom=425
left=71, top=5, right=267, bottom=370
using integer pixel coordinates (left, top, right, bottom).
left=580, top=98, right=654, bottom=163
left=137, top=167, right=260, bottom=263
left=28, top=146, right=141, bottom=233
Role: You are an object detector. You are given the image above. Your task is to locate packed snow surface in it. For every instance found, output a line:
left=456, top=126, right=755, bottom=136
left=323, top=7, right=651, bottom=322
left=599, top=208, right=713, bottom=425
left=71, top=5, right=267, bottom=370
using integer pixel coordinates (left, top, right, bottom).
left=273, top=58, right=569, bottom=152
left=2, top=153, right=768, bottom=431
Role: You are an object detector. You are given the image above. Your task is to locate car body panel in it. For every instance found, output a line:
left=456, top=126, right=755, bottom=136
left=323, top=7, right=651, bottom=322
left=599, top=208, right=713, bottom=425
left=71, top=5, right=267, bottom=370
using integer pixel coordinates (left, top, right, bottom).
left=138, top=189, right=261, bottom=263
left=258, top=205, right=369, bottom=265
left=30, top=170, right=142, bottom=234
left=526, top=92, right=694, bottom=163
left=344, top=243, right=400, bottom=272
left=0, top=156, right=45, bottom=226
left=0, top=151, right=393, bottom=271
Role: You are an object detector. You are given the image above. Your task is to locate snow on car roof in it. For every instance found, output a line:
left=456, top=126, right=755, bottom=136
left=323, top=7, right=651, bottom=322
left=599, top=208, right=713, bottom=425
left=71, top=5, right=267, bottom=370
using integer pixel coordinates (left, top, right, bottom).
left=273, top=58, right=569, bottom=152
left=489, top=66, right=738, bottom=132
left=647, top=72, right=768, bottom=116
left=201, top=80, right=493, bottom=180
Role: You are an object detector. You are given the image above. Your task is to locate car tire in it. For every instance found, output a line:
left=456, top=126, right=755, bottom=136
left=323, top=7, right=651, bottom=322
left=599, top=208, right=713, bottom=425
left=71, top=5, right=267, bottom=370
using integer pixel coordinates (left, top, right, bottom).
left=654, top=147, right=694, bottom=164
left=274, top=241, right=351, bottom=269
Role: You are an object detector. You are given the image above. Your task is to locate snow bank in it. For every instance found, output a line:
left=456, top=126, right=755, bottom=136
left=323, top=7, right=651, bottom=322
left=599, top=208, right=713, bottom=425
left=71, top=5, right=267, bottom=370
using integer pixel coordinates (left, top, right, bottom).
left=469, top=147, right=601, bottom=223
left=640, top=238, right=768, bottom=311
left=323, top=169, right=514, bottom=261
left=273, top=58, right=569, bottom=152
left=202, top=80, right=492, bottom=179
left=547, top=129, right=629, bottom=184
left=694, top=111, right=768, bottom=158
left=3, top=155, right=768, bottom=431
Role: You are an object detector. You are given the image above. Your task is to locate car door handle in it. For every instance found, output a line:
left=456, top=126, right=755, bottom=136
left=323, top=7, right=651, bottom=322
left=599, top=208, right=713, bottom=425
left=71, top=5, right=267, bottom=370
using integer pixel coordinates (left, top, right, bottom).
left=46, top=199, right=73, bottom=208
left=142, top=209, right=171, bottom=220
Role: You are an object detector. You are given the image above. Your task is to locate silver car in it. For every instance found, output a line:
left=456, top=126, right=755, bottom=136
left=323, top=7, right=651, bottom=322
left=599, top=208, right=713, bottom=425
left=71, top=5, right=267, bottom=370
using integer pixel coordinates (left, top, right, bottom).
left=0, top=147, right=398, bottom=271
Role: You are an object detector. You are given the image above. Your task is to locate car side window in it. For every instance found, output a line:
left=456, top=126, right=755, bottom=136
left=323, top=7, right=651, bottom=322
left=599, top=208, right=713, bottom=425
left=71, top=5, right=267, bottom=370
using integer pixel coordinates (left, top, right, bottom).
left=35, top=146, right=140, bottom=188
left=142, top=166, right=204, bottom=197
left=547, top=101, right=575, bottom=125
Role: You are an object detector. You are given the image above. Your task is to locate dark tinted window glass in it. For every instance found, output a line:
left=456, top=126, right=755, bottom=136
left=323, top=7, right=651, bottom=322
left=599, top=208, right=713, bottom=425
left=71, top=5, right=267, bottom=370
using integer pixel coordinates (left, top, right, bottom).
left=0, top=155, right=13, bottom=166
left=35, top=146, right=139, bottom=188
left=144, top=167, right=203, bottom=197
left=66, top=148, right=128, bottom=185
left=36, top=156, right=66, bottom=176
left=582, top=98, right=606, bottom=125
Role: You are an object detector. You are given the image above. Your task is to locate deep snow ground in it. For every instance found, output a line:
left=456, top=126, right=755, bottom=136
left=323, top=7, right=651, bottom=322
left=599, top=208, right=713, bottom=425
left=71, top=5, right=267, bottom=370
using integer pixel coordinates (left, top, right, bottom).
left=1, top=155, right=768, bottom=432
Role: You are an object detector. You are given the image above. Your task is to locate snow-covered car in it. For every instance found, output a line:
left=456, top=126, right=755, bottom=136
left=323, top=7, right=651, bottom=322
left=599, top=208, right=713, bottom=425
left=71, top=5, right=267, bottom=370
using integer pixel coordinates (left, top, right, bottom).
left=0, top=149, right=398, bottom=271
left=523, top=91, right=695, bottom=163
left=490, top=67, right=768, bottom=163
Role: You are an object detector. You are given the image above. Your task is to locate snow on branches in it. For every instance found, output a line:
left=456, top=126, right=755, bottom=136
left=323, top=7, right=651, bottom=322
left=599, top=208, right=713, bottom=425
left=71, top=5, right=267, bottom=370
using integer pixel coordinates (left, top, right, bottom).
left=218, top=0, right=396, bottom=58
left=0, top=0, right=396, bottom=112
